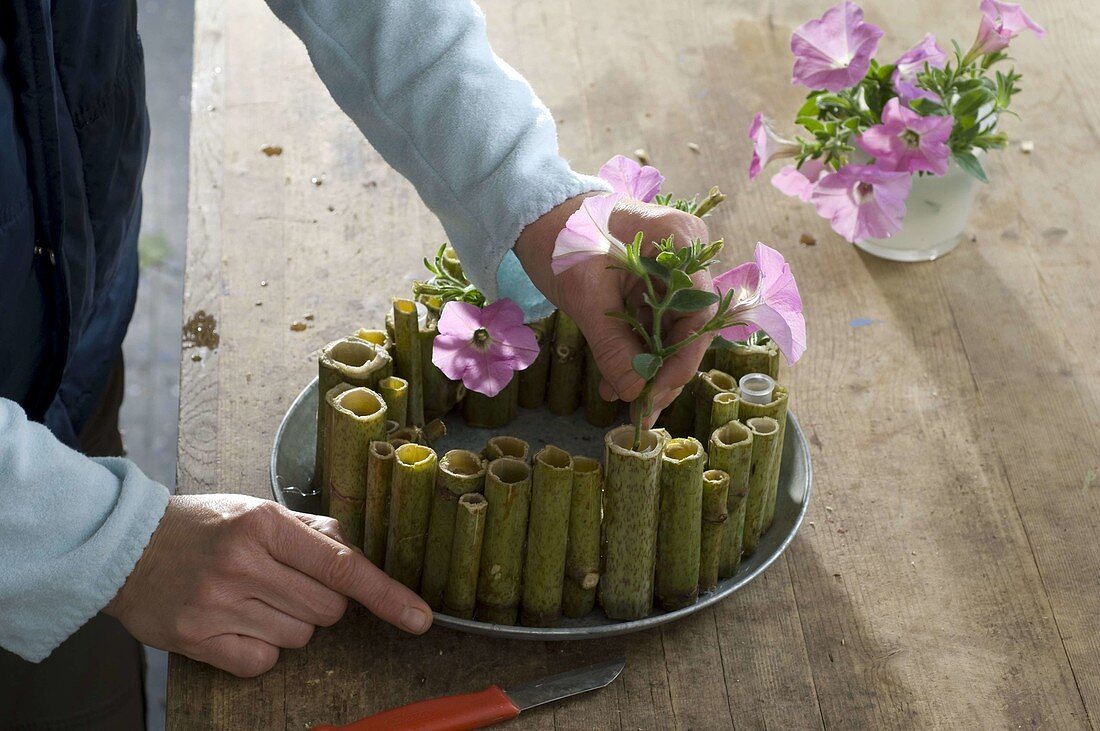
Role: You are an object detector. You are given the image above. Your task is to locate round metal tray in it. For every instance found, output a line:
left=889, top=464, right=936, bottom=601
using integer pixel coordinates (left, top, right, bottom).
left=271, top=377, right=812, bottom=640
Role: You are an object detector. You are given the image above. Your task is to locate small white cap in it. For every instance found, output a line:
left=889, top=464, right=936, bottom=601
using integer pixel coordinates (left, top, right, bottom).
left=415, top=301, right=430, bottom=328
left=739, top=373, right=776, bottom=405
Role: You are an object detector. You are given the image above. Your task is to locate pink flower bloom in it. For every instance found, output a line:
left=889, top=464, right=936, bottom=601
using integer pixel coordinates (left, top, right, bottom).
left=892, top=34, right=946, bottom=103
left=771, top=159, right=828, bottom=202
left=810, top=164, right=912, bottom=242
left=598, top=154, right=664, bottom=202
left=790, top=1, right=884, bottom=92
left=857, top=98, right=953, bottom=175
left=970, top=0, right=1045, bottom=56
left=749, top=113, right=800, bottom=179
left=713, top=243, right=806, bottom=364
left=432, top=299, right=539, bottom=397
left=551, top=192, right=628, bottom=274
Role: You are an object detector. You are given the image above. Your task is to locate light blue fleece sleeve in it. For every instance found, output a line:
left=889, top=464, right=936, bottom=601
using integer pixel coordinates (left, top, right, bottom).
left=262, top=0, right=611, bottom=320
left=0, top=399, right=169, bottom=662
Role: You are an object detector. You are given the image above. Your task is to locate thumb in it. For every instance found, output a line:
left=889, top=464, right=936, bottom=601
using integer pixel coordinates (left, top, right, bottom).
left=581, top=315, right=648, bottom=403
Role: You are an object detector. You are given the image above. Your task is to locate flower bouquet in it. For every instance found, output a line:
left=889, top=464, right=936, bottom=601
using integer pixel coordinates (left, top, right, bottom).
left=750, top=0, right=1044, bottom=261
left=308, top=154, right=809, bottom=627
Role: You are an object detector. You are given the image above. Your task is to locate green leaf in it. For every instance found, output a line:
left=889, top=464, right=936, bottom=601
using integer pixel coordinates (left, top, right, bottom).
left=797, top=96, right=820, bottom=119
left=667, top=288, right=719, bottom=312
left=640, top=257, right=670, bottom=283
left=953, top=88, right=994, bottom=118
left=670, top=269, right=693, bottom=292
left=797, top=117, right=825, bottom=134
left=953, top=151, right=989, bottom=183
left=908, top=98, right=946, bottom=116
left=632, top=353, right=663, bottom=381
left=656, top=251, right=679, bottom=268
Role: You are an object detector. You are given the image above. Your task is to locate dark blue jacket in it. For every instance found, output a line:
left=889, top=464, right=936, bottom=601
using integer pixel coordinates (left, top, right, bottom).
left=1, top=0, right=148, bottom=447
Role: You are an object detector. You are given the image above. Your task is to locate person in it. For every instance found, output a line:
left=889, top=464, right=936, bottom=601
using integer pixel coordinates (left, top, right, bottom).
left=0, top=0, right=712, bottom=727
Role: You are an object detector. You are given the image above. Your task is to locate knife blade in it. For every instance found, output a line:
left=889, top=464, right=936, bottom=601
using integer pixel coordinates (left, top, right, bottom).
left=310, top=657, right=625, bottom=731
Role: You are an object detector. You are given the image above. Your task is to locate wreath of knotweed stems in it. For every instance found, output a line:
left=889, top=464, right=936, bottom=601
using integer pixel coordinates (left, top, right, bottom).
left=606, top=234, right=756, bottom=450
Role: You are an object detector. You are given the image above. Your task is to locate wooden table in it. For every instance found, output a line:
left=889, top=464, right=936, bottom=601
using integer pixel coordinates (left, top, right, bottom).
left=170, top=0, right=1100, bottom=727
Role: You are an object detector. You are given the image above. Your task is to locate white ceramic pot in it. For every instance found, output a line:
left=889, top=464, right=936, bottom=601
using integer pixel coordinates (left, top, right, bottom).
left=855, top=160, right=981, bottom=262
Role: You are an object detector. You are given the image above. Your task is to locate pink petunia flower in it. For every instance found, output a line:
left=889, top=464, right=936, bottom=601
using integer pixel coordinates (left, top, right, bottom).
left=790, top=1, right=884, bottom=92
left=749, top=113, right=800, bottom=179
left=857, top=98, right=953, bottom=175
left=969, top=0, right=1045, bottom=56
left=771, top=159, right=828, bottom=202
left=598, top=154, right=664, bottom=202
left=551, top=192, right=628, bottom=274
left=713, top=243, right=806, bottom=364
left=432, top=299, right=540, bottom=397
left=893, top=34, right=947, bottom=104
left=810, top=164, right=912, bottom=241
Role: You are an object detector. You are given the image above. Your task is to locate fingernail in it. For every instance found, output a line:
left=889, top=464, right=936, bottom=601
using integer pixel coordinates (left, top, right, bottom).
left=401, top=606, right=431, bottom=633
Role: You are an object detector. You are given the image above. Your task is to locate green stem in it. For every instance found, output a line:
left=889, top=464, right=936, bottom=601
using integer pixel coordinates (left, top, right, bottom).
left=632, top=382, right=654, bottom=451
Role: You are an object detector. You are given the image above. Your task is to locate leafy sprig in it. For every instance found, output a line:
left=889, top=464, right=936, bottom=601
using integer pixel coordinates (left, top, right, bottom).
left=414, top=244, right=485, bottom=307
left=607, top=233, right=748, bottom=447
left=652, top=186, right=728, bottom=217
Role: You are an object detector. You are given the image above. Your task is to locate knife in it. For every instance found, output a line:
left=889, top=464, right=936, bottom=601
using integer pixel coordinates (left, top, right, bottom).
left=310, top=657, right=625, bottom=731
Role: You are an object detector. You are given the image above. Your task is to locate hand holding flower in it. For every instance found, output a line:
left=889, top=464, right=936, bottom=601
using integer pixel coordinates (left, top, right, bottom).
left=516, top=194, right=716, bottom=425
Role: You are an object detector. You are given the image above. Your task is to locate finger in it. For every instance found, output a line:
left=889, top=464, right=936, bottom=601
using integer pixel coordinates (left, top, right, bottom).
left=653, top=315, right=715, bottom=396
left=249, top=559, right=348, bottom=628
left=627, top=384, right=679, bottom=431
left=226, top=598, right=315, bottom=649
left=584, top=317, right=648, bottom=403
left=644, top=386, right=683, bottom=429
left=292, top=511, right=353, bottom=548
left=263, top=513, right=432, bottom=634
left=191, top=634, right=280, bottom=678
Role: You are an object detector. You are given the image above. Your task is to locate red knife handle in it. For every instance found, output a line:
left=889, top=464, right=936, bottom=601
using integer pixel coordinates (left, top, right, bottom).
left=311, top=685, right=520, bottom=731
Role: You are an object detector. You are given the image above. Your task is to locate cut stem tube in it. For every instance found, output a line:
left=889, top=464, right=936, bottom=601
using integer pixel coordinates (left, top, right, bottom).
left=462, top=378, right=518, bottom=428
left=716, top=340, right=780, bottom=382
left=362, top=440, right=395, bottom=566
left=709, top=391, right=740, bottom=435
left=737, top=383, right=789, bottom=532
left=476, top=458, right=532, bottom=625
left=392, top=299, right=425, bottom=427
left=547, top=312, right=585, bottom=415
left=483, top=435, right=530, bottom=463
left=420, top=450, right=487, bottom=611
left=698, top=469, right=730, bottom=592
left=314, top=337, right=393, bottom=500
left=562, top=457, right=602, bottom=618
left=521, top=446, right=574, bottom=626
left=584, top=345, right=620, bottom=427
left=518, top=312, right=557, bottom=409
left=599, top=425, right=666, bottom=620
left=708, top=421, right=753, bottom=579
left=384, top=443, right=438, bottom=589
left=441, top=245, right=464, bottom=280
left=420, top=317, right=460, bottom=422
left=354, top=328, right=391, bottom=355
left=441, top=493, right=488, bottom=620
left=377, top=376, right=409, bottom=428
left=329, top=492, right=366, bottom=550
left=693, top=369, right=738, bottom=445
left=324, top=387, right=388, bottom=543
left=654, top=438, right=706, bottom=611
left=742, top=416, right=779, bottom=555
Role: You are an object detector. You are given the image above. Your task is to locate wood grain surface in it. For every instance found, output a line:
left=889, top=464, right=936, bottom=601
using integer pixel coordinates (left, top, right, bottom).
left=170, top=0, right=1099, bottom=728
